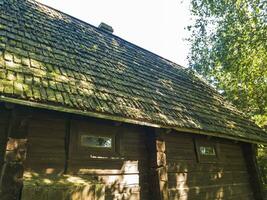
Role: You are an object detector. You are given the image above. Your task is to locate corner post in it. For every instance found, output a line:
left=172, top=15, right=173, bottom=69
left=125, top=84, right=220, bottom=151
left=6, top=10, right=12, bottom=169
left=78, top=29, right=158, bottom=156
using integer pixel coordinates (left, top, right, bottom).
left=0, top=106, right=30, bottom=200
left=243, top=143, right=265, bottom=200
left=0, top=104, right=11, bottom=175
left=145, top=128, right=169, bottom=200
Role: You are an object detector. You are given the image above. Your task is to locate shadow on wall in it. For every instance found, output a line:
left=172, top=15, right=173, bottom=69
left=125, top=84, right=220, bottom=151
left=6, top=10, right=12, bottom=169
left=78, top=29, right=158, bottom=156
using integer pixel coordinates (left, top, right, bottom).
left=21, top=159, right=142, bottom=200
left=168, top=165, right=226, bottom=200
left=21, top=172, right=105, bottom=200
left=21, top=174, right=137, bottom=200
left=166, top=134, right=255, bottom=200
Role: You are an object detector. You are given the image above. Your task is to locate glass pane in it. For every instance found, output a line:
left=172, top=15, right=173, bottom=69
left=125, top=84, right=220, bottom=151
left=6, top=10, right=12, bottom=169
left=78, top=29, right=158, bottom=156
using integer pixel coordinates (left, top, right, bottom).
left=199, top=146, right=216, bottom=156
left=81, top=135, right=112, bottom=148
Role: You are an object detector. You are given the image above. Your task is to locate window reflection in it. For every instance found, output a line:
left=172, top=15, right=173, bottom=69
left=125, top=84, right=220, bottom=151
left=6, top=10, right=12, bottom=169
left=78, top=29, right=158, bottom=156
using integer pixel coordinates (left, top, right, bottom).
left=199, top=146, right=216, bottom=156
left=81, top=135, right=112, bottom=148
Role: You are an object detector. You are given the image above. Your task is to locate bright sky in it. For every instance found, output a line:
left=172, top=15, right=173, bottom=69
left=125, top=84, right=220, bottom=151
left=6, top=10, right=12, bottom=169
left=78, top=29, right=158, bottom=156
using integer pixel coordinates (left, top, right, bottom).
left=37, top=0, right=191, bottom=67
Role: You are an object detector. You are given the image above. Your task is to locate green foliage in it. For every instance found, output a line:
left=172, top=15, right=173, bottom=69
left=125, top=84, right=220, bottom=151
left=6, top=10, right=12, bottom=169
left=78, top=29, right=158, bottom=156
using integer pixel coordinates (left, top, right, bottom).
left=187, top=0, right=267, bottom=184
left=187, top=0, right=267, bottom=126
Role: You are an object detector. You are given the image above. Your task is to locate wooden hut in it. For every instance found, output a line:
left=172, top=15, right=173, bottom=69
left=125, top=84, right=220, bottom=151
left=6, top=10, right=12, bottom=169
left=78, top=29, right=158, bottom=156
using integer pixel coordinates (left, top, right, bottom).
left=0, top=0, right=266, bottom=199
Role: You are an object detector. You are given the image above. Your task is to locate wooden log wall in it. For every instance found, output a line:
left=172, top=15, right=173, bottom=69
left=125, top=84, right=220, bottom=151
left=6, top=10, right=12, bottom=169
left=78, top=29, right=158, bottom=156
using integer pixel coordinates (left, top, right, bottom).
left=0, top=104, right=263, bottom=200
left=0, top=105, right=30, bottom=200
left=145, top=128, right=168, bottom=200
left=23, top=111, right=149, bottom=200
left=243, top=143, right=265, bottom=200
left=0, top=104, right=9, bottom=172
left=68, top=118, right=149, bottom=200
left=24, top=111, right=66, bottom=175
left=164, top=131, right=255, bottom=200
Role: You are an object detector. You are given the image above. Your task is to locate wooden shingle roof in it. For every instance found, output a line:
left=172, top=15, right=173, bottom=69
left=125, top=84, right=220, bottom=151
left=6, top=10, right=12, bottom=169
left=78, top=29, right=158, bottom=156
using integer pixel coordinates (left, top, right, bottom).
left=0, top=0, right=266, bottom=143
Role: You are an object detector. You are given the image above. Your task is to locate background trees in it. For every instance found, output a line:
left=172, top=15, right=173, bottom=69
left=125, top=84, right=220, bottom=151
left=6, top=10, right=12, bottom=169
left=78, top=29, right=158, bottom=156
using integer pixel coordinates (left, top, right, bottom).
left=187, top=0, right=267, bottom=127
left=187, top=0, right=267, bottom=184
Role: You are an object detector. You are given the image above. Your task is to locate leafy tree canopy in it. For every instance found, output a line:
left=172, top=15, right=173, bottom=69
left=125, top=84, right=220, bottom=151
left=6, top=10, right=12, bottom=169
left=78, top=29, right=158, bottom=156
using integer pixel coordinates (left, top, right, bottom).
left=187, top=0, right=267, bottom=128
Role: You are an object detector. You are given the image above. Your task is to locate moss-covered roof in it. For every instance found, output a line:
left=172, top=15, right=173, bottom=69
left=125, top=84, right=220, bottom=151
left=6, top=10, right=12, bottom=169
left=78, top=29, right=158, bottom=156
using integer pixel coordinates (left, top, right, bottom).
left=0, top=0, right=266, bottom=143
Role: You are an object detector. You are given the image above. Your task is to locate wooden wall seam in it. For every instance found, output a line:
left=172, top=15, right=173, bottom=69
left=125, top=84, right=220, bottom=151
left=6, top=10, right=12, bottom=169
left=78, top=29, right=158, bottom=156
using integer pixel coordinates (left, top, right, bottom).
left=145, top=128, right=169, bottom=200
left=0, top=105, right=30, bottom=200
left=0, top=105, right=11, bottom=171
left=242, top=143, right=265, bottom=200
left=64, top=117, right=71, bottom=174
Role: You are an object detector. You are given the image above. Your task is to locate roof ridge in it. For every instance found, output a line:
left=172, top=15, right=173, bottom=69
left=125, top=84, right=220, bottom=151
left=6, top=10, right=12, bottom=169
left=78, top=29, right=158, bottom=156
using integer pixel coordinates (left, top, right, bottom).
left=30, top=0, right=186, bottom=71
left=16, top=0, right=257, bottom=122
left=13, top=0, right=254, bottom=117
left=29, top=0, right=229, bottom=98
left=29, top=0, right=234, bottom=110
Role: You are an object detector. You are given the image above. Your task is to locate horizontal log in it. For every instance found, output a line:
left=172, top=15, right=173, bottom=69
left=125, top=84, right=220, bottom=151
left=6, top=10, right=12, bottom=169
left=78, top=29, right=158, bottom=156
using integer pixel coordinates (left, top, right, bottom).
left=167, top=162, right=248, bottom=172
left=168, top=183, right=253, bottom=200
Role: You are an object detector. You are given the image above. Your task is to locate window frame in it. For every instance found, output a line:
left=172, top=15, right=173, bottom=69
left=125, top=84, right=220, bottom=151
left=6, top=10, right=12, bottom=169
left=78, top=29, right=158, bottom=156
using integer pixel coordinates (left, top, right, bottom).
left=194, top=138, right=220, bottom=163
left=199, top=146, right=216, bottom=156
left=80, top=134, right=113, bottom=149
left=78, top=131, right=117, bottom=154
left=69, top=119, right=124, bottom=168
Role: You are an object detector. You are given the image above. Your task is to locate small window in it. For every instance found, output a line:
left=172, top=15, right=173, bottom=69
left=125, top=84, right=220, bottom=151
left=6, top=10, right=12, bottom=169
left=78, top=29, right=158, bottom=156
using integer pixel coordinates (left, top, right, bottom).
left=199, top=146, right=216, bottom=156
left=194, top=138, right=219, bottom=163
left=81, top=135, right=112, bottom=148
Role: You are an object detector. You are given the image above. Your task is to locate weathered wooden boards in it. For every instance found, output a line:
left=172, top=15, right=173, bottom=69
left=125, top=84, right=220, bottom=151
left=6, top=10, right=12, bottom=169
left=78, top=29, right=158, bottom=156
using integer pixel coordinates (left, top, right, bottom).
left=0, top=105, right=30, bottom=200
left=243, top=143, right=265, bottom=200
left=0, top=105, right=10, bottom=199
left=164, top=132, right=258, bottom=200
left=0, top=105, right=9, bottom=172
left=145, top=128, right=168, bottom=200
left=21, top=175, right=105, bottom=200
left=23, top=112, right=149, bottom=199
left=0, top=104, right=265, bottom=199
left=0, top=138, right=27, bottom=200
left=25, top=112, right=66, bottom=175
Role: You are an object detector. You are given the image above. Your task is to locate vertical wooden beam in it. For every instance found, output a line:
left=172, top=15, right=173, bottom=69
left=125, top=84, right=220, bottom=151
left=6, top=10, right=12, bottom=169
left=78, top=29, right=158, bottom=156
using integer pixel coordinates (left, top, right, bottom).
left=145, top=128, right=169, bottom=200
left=64, top=117, right=71, bottom=174
left=243, top=143, right=265, bottom=200
left=0, top=104, right=12, bottom=173
left=0, top=106, right=30, bottom=200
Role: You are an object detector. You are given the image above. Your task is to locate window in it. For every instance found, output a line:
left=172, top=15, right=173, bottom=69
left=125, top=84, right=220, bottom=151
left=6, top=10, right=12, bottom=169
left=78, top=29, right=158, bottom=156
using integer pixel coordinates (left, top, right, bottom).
left=194, top=138, right=219, bottom=163
left=81, top=135, right=112, bottom=148
left=199, top=146, right=216, bottom=156
left=70, top=120, right=121, bottom=161
left=78, top=132, right=117, bottom=154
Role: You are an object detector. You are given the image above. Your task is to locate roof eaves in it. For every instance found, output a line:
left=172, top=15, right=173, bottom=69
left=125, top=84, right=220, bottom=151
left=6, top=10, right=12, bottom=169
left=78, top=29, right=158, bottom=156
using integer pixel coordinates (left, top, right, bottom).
left=1, top=95, right=266, bottom=145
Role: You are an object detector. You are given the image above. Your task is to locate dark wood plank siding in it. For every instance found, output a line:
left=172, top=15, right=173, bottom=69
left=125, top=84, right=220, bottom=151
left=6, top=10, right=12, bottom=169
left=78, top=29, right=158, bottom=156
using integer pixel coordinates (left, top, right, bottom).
left=68, top=118, right=149, bottom=200
left=0, top=104, right=9, bottom=171
left=15, top=106, right=258, bottom=199
left=165, top=132, right=254, bottom=200
left=23, top=112, right=149, bottom=200
left=24, top=112, right=66, bottom=175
